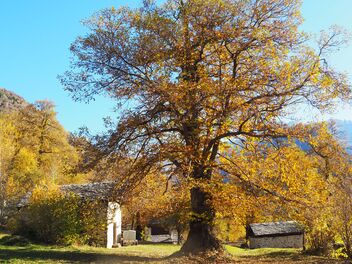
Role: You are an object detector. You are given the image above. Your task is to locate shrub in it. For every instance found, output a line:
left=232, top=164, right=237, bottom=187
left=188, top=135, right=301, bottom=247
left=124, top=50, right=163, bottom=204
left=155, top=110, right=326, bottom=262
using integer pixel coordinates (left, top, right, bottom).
left=9, top=185, right=107, bottom=246
left=305, top=214, right=336, bottom=255
left=79, top=199, right=107, bottom=246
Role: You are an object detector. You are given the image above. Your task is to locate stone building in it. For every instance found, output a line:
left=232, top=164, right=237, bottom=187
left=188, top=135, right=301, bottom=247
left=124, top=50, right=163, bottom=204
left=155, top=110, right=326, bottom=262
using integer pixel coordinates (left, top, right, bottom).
left=18, top=182, right=121, bottom=248
left=144, top=220, right=178, bottom=243
left=247, top=221, right=304, bottom=249
left=144, top=225, right=178, bottom=243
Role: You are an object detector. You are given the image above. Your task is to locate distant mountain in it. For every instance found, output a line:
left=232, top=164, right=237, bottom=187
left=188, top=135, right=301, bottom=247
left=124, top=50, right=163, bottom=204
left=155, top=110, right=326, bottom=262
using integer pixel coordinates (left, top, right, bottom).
left=0, top=88, right=27, bottom=112
left=294, top=120, right=352, bottom=154
left=333, top=120, right=352, bottom=153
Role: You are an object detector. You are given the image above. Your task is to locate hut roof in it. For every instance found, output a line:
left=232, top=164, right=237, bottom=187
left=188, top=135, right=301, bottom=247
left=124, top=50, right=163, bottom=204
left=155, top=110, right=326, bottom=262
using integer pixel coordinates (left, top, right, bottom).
left=60, top=182, right=116, bottom=200
left=17, top=182, right=117, bottom=208
left=248, top=221, right=304, bottom=237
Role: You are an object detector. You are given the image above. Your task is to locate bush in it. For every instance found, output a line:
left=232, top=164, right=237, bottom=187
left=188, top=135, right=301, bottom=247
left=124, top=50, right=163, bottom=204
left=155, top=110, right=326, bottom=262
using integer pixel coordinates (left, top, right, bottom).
left=305, top=216, right=336, bottom=255
left=9, top=185, right=107, bottom=246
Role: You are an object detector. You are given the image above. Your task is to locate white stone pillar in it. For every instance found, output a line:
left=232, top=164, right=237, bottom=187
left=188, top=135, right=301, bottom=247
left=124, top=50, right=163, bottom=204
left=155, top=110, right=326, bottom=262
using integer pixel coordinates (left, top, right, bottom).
left=107, top=202, right=121, bottom=248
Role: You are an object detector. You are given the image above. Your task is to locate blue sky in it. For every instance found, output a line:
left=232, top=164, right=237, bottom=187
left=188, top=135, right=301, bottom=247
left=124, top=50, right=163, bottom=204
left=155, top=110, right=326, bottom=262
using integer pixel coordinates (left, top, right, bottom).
left=1, top=0, right=352, bottom=133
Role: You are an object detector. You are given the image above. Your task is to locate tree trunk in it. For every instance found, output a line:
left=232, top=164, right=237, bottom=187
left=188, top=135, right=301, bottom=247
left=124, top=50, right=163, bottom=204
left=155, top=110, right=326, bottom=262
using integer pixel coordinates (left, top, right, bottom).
left=176, top=224, right=184, bottom=245
left=180, top=186, right=222, bottom=254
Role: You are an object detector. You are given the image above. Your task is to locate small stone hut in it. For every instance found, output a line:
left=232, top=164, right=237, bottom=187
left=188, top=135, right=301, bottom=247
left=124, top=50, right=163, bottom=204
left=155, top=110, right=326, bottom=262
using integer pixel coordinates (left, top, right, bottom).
left=18, top=182, right=121, bottom=248
left=247, top=221, right=304, bottom=249
left=144, top=220, right=178, bottom=243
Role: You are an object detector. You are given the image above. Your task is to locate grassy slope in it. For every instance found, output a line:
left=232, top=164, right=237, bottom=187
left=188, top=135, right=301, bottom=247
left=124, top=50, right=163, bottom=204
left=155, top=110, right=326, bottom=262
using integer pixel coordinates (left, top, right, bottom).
left=0, top=233, right=344, bottom=263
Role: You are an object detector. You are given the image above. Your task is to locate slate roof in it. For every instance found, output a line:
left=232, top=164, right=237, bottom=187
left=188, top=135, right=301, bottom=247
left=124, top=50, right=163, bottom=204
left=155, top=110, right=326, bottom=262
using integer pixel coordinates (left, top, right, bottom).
left=17, top=182, right=118, bottom=208
left=60, top=182, right=117, bottom=200
left=248, top=221, right=304, bottom=237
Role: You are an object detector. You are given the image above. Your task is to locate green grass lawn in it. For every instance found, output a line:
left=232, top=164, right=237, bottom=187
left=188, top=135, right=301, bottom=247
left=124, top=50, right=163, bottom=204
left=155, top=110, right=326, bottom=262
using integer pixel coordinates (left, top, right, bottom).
left=0, top=232, right=345, bottom=263
left=0, top=235, right=181, bottom=264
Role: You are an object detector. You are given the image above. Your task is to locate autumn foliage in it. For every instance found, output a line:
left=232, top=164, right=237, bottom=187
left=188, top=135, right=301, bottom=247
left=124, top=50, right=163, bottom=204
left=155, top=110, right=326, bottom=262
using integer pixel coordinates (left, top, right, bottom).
left=1, top=0, right=352, bottom=258
left=0, top=101, right=84, bottom=224
left=9, top=185, right=107, bottom=246
left=60, top=0, right=351, bottom=254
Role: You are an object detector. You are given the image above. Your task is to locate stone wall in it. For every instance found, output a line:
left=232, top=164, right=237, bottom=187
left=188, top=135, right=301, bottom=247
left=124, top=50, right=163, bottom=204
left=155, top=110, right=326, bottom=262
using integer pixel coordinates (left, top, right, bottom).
left=249, top=234, right=303, bottom=249
left=144, top=227, right=178, bottom=243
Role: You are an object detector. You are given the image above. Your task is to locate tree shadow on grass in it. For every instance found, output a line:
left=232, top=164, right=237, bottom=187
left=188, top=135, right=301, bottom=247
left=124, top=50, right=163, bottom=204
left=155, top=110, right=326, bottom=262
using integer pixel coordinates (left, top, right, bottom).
left=260, top=250, right=300, bottom=258
left=0, top=247, right=166, bottom=263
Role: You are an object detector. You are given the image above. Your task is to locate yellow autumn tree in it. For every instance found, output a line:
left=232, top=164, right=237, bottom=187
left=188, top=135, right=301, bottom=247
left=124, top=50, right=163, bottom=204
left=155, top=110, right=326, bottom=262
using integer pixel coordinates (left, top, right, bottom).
left=61, top=0, right=351, bottom=253
left=0, top=101, right=84, bottom=223
left=12, top=101, right=79, bottom=185
left=0, top=113, right=17, bottom=223
left=303, top=122, right=352, bottom=255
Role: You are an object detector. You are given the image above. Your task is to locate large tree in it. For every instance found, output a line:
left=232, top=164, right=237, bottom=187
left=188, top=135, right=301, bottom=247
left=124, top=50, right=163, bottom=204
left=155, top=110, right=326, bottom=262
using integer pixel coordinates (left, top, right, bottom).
left=61, top=0, right=351, bottom=253
left=0, top=101, right=80, bottom=212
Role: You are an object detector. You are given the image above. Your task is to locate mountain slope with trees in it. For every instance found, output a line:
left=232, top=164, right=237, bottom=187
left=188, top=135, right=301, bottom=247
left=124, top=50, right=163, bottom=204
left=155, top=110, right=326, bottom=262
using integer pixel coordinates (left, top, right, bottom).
left=0, top=89, right=85, bottom=225
left=0, top=88, right=27, bottom=112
